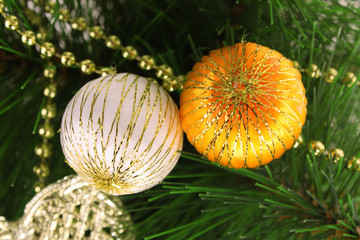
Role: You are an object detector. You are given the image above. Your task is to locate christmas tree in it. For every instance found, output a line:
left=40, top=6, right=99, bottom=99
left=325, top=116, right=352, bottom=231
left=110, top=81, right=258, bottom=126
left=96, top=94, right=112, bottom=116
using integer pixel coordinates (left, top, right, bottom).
left=0, top=0, right=360, bottom=239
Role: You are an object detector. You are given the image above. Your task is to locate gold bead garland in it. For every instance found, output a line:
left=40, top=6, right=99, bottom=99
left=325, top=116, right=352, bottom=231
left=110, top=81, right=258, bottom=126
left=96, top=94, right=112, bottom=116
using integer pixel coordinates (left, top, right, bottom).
left=292, top=137, right=359, bottom=172
left=33, top=65, right=57, bottom=192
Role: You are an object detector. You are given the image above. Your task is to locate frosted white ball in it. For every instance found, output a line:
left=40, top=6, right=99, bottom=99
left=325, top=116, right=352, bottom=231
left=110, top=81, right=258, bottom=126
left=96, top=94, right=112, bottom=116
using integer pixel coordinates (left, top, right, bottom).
left=60, top=73, right=183, bottom=195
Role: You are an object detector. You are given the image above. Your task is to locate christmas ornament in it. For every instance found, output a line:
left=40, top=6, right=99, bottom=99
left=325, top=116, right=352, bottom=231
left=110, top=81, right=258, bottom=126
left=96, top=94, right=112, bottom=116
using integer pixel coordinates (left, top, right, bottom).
left=0, top=175, right=135, bottom=240
left=60, top=73, right=183, bottom=195
left=180, top=41, right=307, bottom=168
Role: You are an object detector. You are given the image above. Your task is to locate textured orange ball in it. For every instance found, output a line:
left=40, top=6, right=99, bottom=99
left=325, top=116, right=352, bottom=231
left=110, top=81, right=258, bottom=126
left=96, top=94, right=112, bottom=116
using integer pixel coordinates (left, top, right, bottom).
left=180, top=42, right=307, bottom=168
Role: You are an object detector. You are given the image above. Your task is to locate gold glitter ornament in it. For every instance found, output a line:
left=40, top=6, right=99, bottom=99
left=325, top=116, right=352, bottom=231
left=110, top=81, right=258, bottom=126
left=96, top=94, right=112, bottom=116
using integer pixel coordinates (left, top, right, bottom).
left=59, top=9, right=70, bottom=21
left=40, top=42, right=56, bottom=58
left=162, top=78, right=178, bottom=92
left=89, top=26, right=104, bottom=40
left=292, top=135, right=304, bottom=149
left=41, top=103, right=56, bottom=119
left=342, top=72, right=357, bottom=87
left=43, top=66, right=56, bottom=78
left=71, top=17, right=86, bottom=31
left=80, top=59, right=96, bottom=74
left=139, top=55, right=156, bottom=70
left=61, top=51, right=76, bottom=67
left=105, top=35, right=121, bottom=49
left=122, top=46, right=138, bottom=60
left=0, top=175, right=135, bottom=239
left=99, top=67, right=117, bottom=76
left=292, top=60, right=300, bottom=69
left=60, top=73, right=183, bottom=195
left=34, top=142, right=52, bottom=158
left=306, top=64, right=321, bottom=78
left=44, top=83, right=57, bottom=98
left=21, top=30, right=36, bottom=46
left=4, top=15, right=19, bottom=31
left=38, top=122, right=55, bottom=139
left=33, top=162, right=50, bottom=178
left=308, top=140, right=325, bottom=156
left=324, top=68, right=338, bottom=83
left=34, top=180, right=45, bottom=193
left=327, top=148, right=344, bottom=163
left=156, top=64, right=173, bottom=80
left=347, top=157, right=360, bottom=171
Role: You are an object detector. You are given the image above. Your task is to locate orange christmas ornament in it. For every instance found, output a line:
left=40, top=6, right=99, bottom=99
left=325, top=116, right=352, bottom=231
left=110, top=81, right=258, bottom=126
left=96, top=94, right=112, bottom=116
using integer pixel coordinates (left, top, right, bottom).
left=180, top=41, right=307, bottom=168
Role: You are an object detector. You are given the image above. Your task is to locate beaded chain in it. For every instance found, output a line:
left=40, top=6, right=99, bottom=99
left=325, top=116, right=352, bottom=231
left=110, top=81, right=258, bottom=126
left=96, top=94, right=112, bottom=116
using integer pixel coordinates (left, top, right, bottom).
left=0, top=0, right=359, bottom=193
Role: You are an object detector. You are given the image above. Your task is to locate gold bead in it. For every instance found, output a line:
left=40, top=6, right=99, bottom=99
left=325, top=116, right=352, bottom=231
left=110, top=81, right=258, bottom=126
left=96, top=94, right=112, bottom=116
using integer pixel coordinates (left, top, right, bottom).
left=292, top=135, right=304, bottom=149
left=36, top=30, right=47, bottom=43
left=21, top=30, right=36, bottom=46
left=347, top=157, right=360, bottom=171
left=44, top=66, right=56, bottom=78
left=324, top=68, right=338, bottom=84
left=34, top=142, right=52, bottom=158
left=34, top=180, right=45, bottom=193
left=176, top=75, right=186, bottom=91
left=38, top=122, right=55, bottom=139
left=292, top=60, right=300, bottom=69
left=105, top=35, right=121, bottom=49
left=33, top=162, right=50, bottom=178
left=0, top=0, right=4, bottom=13
left=4, top=15, right=19, bottom=31
left=308, top=140, right=325, bottom=156
left=59, top=9, right=70, bottom=21
left=80, top=59, right=96, bottom=74
left=156, top=64, right=174, bottom=80
left=341, top=72, right=357, bottom=87
left=41, top=103, right=56, bottom=119
left=138, top=55, right=155, bottom=70
left=99, top=67, right=116, bottom=76
left=44, top=83, right=57, bottom=98
left=40, top=42, right=56, bottom=58
left=61, top=51, right=76, bottom=67
left=71, top=17, right=86, bottom=31
left=306, top=64, right=321, bottom=78
left=122, top=46, right=138, bottom=60
left=162, top=78, right=178, bottom=92
left=327, top=148, right=344, bottom=163
left=89, top=26, right=104, bottom=40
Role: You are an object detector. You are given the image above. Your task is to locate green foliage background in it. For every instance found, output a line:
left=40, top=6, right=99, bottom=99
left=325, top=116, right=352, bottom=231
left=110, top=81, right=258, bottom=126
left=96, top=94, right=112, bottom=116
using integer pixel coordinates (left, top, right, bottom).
left=1, top=0, right=360, bottom=239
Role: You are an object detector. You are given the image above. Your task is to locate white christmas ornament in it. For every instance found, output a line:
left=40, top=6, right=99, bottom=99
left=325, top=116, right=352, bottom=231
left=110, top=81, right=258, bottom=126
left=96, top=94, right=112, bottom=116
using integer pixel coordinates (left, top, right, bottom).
left=60, top=73, right=183, bottom=195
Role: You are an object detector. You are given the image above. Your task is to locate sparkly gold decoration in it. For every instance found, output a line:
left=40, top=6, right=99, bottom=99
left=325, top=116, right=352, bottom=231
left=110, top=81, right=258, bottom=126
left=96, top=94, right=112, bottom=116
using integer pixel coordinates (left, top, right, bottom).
left=306, top=64, right=321, bottom=78
left=122, top=46, right=138, bottom=60
left=341, top=72, right=357, bottom=87
left=33, top=162, right=50, bottom=178
left=139, top=55, right=156, bottom=70
left=327, top=148, right=344, bottom=163
left=347, top=157, right=360, bottom=171
left=34, top=142, right=52, bottom=158
left=308, top=140, right=325, bottom=156
left=0, top=0, right=4, bottom=13
left=21, top=30, right=36, bottom=46
left=105, top=35, right=121, bottom=49
left=44, top=83, right=57, bottom=98
left=61, top=51, right=76, bottom=67
left=36, top=30, right=47, bottom=43
left=99, top=67, right=117, bottom=76
left=0, top=175, right=135, bottom=240
left=34, top=180, right=45, bottom=193
left=60, top=73, right=183, bottom=195
left=156, top=64, right=174, bottom=81
left=70, top=17, right=86, bottom=31
left=4, top=15, right=19, bottom=30
left=176, top=75, right=186, bottom=91
left=40, top=42, right=56, bottom=58
left=41, top=103, right=56, bottom=119
left=324, top=68, right=338, bottom=83
left=162, top=78, right=178, bottom=92
left=59, top=8, right=70, bottom=21
left=89, top=26, right=104, bottom=40
left=38, top=122, right=55, bottom=139
left=292, top=135, right=304, bottom=149
left=43, top=66, right=56, bottom=78
left=180, top=42, right=307, bottom=168
left=292, top=60, right=300, bottom=69
left=80, top=59, right=96, bottom=74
